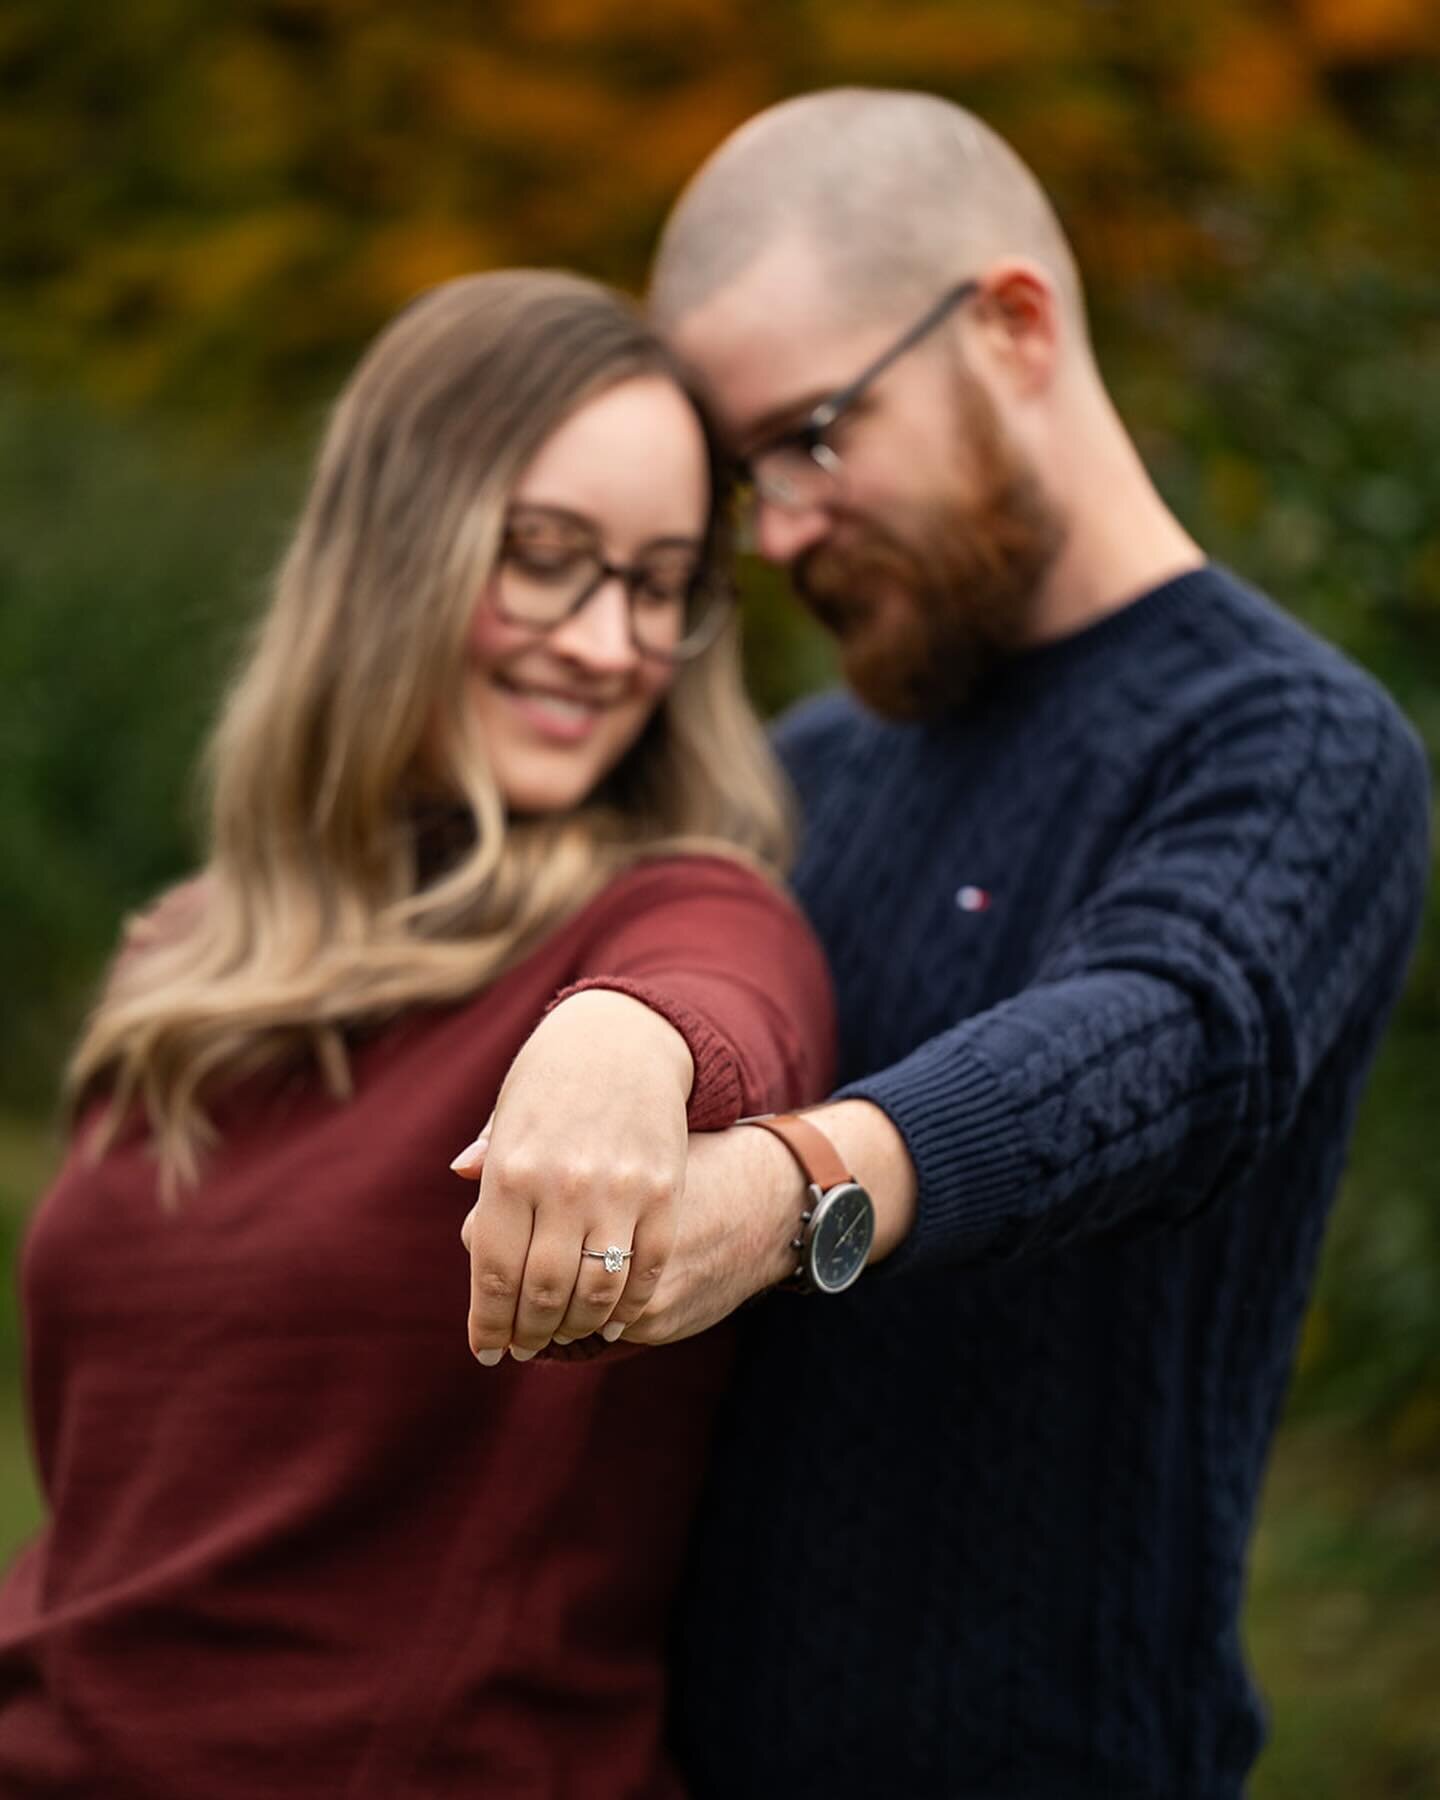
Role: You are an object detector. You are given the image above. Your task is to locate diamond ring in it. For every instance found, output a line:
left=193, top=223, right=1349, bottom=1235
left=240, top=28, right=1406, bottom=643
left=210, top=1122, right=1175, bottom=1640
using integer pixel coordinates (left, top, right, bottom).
left=581, top=1245, right=634, bottom=1274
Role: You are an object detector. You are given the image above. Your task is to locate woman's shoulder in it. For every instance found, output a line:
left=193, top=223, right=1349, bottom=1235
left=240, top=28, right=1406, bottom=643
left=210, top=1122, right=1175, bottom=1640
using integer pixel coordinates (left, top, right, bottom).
left=124, top=873, right=213, bottom=943
left=551, top=851, right=825, bottom=998
left=110, top=872, right=213, bottom=981
left=576, top=850, right=801, bottom=932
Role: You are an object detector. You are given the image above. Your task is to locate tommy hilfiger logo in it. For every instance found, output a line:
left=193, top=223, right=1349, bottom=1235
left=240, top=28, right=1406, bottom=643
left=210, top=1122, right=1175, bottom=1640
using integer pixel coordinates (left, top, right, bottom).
left=955, top=886, right=992, bottom=913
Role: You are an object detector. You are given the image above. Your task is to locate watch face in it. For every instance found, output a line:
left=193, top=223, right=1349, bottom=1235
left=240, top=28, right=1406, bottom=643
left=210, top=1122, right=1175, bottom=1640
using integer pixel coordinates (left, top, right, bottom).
left=809, top=1183, right=875, bottom=1294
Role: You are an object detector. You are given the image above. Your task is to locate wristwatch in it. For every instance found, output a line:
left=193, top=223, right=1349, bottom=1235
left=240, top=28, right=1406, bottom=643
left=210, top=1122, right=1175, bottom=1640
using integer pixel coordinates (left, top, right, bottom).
left=746, top=1113, right=875, bottom=1296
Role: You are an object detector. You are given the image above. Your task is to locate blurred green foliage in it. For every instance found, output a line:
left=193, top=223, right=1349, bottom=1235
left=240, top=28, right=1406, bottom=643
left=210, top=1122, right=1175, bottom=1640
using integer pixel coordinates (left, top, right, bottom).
left=0, top=1, right=1437, bottom=1786
left=1, top=392, right=304, bottom=1100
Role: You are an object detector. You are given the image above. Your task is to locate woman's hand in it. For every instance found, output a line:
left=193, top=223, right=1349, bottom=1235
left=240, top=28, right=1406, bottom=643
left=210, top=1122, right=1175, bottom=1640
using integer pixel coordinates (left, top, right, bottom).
left=454, top=990, right=693, bottom=1363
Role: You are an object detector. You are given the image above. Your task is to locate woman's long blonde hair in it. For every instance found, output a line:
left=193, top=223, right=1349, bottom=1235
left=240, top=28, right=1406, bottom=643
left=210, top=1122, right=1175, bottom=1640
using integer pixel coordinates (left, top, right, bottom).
left=69, top=270, right=792, bottom=1186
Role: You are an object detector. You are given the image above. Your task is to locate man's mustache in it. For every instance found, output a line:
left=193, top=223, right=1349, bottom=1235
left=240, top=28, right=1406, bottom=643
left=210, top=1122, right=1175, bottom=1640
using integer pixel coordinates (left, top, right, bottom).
left=794, top=529, right=923, bottom=634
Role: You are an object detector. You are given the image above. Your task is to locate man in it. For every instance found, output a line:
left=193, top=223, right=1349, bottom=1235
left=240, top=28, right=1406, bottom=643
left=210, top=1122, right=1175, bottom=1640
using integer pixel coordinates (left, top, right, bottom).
left=454, top=87, right=1428, bottom=1795
left=623, top=89, right=1429, bottom=1798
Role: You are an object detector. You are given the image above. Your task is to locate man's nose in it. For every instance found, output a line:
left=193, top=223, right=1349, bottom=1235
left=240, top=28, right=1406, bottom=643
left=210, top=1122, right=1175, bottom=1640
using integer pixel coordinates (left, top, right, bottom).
left=753, top=498, right=832, bottom=567
left=546, top=577, right=639, bottom=672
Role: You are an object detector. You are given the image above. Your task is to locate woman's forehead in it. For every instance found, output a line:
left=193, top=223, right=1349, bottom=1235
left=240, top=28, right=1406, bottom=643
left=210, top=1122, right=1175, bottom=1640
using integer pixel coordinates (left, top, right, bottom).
left=512, top=375, right=709, bottom=544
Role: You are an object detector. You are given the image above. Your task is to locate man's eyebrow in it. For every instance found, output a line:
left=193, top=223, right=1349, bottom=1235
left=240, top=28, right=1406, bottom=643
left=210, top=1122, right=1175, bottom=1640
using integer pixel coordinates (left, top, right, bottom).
left=735, top=391, right=833, bottom=457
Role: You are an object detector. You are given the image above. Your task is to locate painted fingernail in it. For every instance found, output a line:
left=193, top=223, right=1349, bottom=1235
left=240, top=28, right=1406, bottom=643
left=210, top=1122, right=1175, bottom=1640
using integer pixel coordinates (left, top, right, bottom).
left=475, top=1347, right=504, bottom=1366
left=552, top=1335, right=574, bottom=1346
left=601, top=1322, right=626, bottom=1343
left=508, top=1345, right=538, bottom=1363
left=450, top=1134, right=488, bottom=1172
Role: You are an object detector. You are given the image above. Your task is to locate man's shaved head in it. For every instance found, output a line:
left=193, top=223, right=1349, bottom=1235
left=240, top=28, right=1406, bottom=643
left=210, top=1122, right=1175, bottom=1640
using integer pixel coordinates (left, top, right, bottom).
left=649, top=87, right=1085, bottom=339
left=648, top=88, right=1097, bottom=719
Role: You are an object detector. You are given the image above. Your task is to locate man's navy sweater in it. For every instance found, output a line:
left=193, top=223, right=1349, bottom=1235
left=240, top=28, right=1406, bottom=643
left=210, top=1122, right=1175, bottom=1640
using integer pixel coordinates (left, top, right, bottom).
left=671, top=565, right=1430, bottom=1799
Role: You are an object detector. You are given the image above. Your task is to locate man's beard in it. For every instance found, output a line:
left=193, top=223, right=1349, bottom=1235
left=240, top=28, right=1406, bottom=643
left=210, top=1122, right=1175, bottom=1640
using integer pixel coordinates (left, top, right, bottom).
left=794, top=380, right=1068, bottom=720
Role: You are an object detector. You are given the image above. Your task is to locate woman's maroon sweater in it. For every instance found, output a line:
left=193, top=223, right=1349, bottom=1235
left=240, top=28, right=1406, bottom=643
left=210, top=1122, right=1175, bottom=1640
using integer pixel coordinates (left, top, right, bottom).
left=0, top=856, right=835, bottom=1798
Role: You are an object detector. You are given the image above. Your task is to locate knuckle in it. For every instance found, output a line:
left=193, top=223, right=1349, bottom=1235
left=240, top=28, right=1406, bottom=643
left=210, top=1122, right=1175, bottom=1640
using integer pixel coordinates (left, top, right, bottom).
left=490, top=1151, right=542, bottom=1194
left=574, top=1279, right=625, bottom=1314
left=640, top=1172, right=677, bottom=1210
left=522, top=1277, right=569, bottom=1315
left=637, top=1259, right=668, bottom=1286
left=552, top=1160, right=603, bottom=1205
left=473, top=1266, right=518, bottom=1307
left=612, top=1164, right=674, bottom=1210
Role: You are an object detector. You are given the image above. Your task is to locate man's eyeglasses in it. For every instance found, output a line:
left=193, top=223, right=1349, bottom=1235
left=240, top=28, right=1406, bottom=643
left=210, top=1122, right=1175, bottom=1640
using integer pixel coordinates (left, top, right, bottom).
left=492, top=505, right=731, bottom=663
left=738, top=279, right=980, bottom=516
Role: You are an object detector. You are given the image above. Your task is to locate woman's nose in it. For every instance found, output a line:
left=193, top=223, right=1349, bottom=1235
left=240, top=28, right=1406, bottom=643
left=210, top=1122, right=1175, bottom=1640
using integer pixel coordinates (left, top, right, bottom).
left=545, top=576, right=640, bottom=672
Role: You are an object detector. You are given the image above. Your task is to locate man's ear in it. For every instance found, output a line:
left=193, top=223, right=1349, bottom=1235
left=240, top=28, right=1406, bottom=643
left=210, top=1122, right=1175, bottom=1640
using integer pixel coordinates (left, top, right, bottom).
left=970, top=262, right=1062, bottom=397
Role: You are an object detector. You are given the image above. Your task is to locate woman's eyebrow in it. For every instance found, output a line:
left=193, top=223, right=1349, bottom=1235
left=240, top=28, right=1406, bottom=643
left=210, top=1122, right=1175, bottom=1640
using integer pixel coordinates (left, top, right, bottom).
left=506, top=502, right=594, bottom=531
left=507, top=506, right=701, bottom=556
left=636, top=534, right=703, bottom=553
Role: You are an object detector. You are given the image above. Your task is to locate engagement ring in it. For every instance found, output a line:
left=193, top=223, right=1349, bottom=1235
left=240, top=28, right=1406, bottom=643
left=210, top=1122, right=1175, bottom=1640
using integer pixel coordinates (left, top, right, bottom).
left=581, top=1245, right=633, bottom=1274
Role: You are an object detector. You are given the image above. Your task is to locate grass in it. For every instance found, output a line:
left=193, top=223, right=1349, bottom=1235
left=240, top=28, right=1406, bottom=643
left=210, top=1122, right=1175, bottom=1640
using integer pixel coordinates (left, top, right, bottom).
left=0, top=1113, right=1436, bottom=1793
left=1246, top=1430, right=1440, bottom=1798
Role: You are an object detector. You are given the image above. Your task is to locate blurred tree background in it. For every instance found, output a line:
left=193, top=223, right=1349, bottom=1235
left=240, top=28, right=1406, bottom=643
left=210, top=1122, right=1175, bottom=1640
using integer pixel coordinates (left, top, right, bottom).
left=2, top=1, right=1437, bottom=1790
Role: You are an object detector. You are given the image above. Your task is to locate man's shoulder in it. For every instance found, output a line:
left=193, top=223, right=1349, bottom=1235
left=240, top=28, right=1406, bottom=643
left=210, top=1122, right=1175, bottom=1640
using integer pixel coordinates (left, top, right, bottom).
left=1151, top=565, right=1421, bottom=755
left=1116, top=571, right=1428, bottom=870
left=1186, top=566, right=1369, bottom=686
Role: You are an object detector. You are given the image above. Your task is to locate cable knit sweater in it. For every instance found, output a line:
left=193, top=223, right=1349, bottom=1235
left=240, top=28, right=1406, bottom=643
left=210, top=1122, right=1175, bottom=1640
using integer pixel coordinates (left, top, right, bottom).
left=671, top=564, right=1430, bottom=1800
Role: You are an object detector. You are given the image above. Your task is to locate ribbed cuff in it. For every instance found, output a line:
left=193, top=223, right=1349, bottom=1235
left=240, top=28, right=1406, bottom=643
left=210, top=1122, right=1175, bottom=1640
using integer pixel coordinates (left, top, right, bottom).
left=840, top=1039, right=1032, bottom=1275
left=548, top=977, right=744, bottom=1131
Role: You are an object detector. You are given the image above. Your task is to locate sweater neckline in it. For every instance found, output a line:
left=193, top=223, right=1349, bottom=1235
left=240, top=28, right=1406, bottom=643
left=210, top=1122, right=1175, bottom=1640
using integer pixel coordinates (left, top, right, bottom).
left=985, top=561, right=1222, bottom=690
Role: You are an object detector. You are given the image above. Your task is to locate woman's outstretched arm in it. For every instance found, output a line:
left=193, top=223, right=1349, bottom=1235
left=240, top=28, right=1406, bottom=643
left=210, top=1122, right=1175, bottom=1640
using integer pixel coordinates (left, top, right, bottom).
left=453, top=855, right=835, bottom=1361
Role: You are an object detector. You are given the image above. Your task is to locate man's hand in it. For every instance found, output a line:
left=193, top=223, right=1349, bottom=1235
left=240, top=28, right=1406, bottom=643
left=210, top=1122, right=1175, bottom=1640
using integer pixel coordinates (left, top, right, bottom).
left=620, top=1126, right=805, bottom=1345
left=623, top=1099, right=920, bottom=1345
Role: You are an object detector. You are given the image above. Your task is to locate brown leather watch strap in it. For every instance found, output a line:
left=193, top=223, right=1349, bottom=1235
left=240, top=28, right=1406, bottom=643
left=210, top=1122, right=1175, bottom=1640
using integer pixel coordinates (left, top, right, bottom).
left=748, top=1113, right=853, bottom=1193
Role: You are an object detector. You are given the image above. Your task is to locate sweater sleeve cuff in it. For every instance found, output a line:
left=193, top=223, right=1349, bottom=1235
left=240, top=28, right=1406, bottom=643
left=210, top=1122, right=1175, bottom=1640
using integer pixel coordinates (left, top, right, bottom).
left=839, top=1039, right=1033, bottom=1275
left=547, top=977, right=745, bottom=1131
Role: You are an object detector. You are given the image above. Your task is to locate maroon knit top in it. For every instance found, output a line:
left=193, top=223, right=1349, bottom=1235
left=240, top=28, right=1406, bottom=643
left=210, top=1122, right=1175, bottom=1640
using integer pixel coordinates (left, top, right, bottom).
left=0, top=856, right=835, bottom=1798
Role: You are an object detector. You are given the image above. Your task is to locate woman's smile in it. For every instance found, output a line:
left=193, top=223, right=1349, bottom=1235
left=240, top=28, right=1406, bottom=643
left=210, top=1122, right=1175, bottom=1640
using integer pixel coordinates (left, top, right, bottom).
left=489, top=671, right=612, bottom=744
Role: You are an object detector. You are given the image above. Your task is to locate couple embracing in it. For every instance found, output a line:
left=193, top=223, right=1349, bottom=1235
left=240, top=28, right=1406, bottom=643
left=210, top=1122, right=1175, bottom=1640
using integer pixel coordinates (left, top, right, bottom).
left=0, top=90, right=1427, bottom=1800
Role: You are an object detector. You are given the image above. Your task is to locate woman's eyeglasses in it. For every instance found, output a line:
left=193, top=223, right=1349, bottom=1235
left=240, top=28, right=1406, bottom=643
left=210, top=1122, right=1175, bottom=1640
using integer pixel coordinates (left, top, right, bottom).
left=493, top=506, right=731, bottom=662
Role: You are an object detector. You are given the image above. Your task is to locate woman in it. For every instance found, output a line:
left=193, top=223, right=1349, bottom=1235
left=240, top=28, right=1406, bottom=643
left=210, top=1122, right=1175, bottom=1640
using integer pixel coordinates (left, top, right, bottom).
left=0, top=271, right=834, bottom=1797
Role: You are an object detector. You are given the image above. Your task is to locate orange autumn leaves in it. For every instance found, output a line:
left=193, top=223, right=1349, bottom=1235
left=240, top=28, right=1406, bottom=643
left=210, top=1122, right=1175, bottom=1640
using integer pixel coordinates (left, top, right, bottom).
left=0, top=0, right=1434, bottom=424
